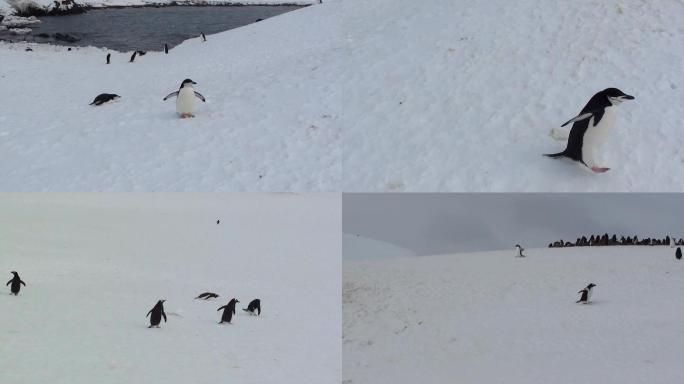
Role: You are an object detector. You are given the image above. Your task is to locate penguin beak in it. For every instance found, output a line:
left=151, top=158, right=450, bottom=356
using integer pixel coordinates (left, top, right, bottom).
left=623, top=95, right=634, bottom=100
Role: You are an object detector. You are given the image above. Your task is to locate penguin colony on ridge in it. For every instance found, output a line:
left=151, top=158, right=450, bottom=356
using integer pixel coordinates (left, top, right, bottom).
left=545, top=88, right=635, bottom=173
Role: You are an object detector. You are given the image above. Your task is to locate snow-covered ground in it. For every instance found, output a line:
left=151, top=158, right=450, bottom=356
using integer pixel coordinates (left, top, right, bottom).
left=343, top=233, right=416, bottom=261
left=0, top=194, right=341, bottom=383
left=342, top=0, right=684, bottom=191
left=0, top=1, right=340, bottom=191
left=344, top=246, right=684, bottom=383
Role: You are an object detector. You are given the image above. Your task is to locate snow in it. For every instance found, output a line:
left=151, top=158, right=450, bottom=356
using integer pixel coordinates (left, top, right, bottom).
left=343, top=233, right=416, bottom=261
left=343, top=246, right=684, bottom=383
left=0, top=194, right=341, bottom=383
left=341, top=0, right=684, bottom=191
left=0, top=2, right=340, bottom=191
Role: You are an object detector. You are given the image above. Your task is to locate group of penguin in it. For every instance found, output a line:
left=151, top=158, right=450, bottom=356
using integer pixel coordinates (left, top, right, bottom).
left=514, top=244, right=684, bottom=304
left=89, top=33, right=208, bottom=118
left=147, top=295, right=261, bottom=328
left=6, top=270, right=260, bottom=327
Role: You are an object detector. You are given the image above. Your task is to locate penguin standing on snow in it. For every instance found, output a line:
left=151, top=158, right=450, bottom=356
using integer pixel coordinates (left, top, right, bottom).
left=147, top=300, right=167, bottom=328
left=201, top=32, right=206, bottom=42
left=129, top=51, right=137, bottom=62
left=163, top=79, right=206, bottom=118
left=218, top=298, right=239, bottom=324
left=106, top=53, right=111, bottom=64
left=515, top=244, right=526, bottom=257
left=576, top=283, right=596, bottom=304
left=545, top=88, right=634, bottom=173
left=243, top=299, right=261, bottom=315
left=676, top=247, right=682, bottom=260
left=164, top=43, right=169, bottom=54
left=6, top=271, right=26, bottom=295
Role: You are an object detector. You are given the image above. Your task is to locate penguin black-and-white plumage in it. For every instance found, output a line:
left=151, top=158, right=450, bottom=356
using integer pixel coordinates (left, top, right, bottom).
left=676, top=247, right=682, bottom=260
left=147, top=300, right=167, bottom=328
left=545, top=88, right=634, bottom=173
left=515, top=244, right=525, bottom=257
left=243, top=299, right=261, bottom=315
left=218, top=298, right=239, bottom=324
left=576, top=283, right=596, bottom=304
left=129, top=51, right=137, bottom=62
left=195, top=292, right=219, bottom=300
left=6, top=271, right=26, bottom=296
left=163, top=78, right=206, bottom=118
left=164, top=44, right=168, bottom=54
left=106, top=53, right=111, bottom=64
left=90, top=93, right=120, bottom=106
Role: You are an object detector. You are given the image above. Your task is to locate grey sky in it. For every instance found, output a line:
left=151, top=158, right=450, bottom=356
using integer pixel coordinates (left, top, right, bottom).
left=343, top=193, right=684, bottom=258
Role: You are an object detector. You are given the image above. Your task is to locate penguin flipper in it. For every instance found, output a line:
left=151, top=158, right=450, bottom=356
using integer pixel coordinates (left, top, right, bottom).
left=561, top=112, right=593, bottom=127
left=543, top=151, right=567, bottom=158
left=6, top=280, right=10, bottom=286
left=194, top=92, right=206, bottom=102
left=146, top=310, right=152, bottom=317
left=217, top=305, right=227, bottom=311
left=163, top=91, right=179, bottom=101
left=20, top=280, right=25, bottom=286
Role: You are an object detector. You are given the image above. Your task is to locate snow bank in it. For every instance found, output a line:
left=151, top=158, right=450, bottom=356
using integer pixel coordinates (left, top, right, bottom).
left=344, top=246, right=684, bottom=383
left=0, top=193, right=341, bottom=383
left=0, top=1, right=340, bottom=191
left=343, top=233, right=416, bottom=261
left=341, top=0, right=684, bottom=191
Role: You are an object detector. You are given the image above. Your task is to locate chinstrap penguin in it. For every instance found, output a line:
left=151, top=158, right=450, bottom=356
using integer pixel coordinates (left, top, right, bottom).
left=576, top=283, right=596, bottom=304
left=545, top=88, right=634, bottom=173
left=147, top=300, right=167, bottom=328
left=163, top=79, right=206, bottom=118
left=90, top=93, right=120, bottom=106
left=6, top=271, right=26, bottom=295
left=218, top=298, right=239, bottom=324
left=243, top=299, right=261, bottom=315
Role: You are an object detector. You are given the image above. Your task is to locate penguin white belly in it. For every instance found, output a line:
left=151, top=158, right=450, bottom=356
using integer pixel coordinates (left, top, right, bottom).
left=581, top=107, right=616, bottom=167
left=176, top=87, right=196, bottom=116
left=586, top=289, right=593, bottom=302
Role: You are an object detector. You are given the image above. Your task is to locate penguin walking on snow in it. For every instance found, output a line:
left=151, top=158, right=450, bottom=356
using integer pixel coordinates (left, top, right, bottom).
left=163, top=79, right=206, bottom=118
left=545, top=88, right=634, bottom=173
left=515, top=244, right=525, bottom=257
left=164, top=43, right=169, bottom=54
left=676, top=247, right=682, bottom=260
left=201, top=32, right=206, bottom=42
left=129, top=51, right=137, bottom=63
left=576, top=283, right=596, bottom=304
left=218, top=298, right=239, bottom=324
left=6, top=271, right=26, bottom=295
left=243, top=299, right=261, bottom=315
left=147, top=300, right=167, bottom=328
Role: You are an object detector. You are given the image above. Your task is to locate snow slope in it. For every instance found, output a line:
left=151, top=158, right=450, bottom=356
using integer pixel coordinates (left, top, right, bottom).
left=344, top=246, right=684, bottom=383
left=341, top=0, right=684, bottom=191
left=0, top=1, right=340, bottom=191
left=343, top=233, right=416, bottom=261
left=0, top=194, right=340, bottom=383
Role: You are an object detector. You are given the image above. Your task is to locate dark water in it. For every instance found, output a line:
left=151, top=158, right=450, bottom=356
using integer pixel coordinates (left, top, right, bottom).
left=0, top=5, right=302, bottom=51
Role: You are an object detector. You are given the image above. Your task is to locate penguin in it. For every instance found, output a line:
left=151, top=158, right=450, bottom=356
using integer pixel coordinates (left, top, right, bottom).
left=216, top=219, right=220, bottom=225
left=201, top=32, right=206, bottom=42
left=676, top=247, right=682, bottom=260
left=164, top=43, right=168, bottom=54
left=544, top=88, right=635, bottom=173
left=147, top=300, right=167, bottom=328
left=163, top=79, right=206, bottom=118
left=576, top=283, right=596, bottom=304
left=89, top=93, right=120, bottom=106
left=195, top=292, right=219, bottom=300
left=129, top=51, right=137, bottom=62
left=242, top=299, right=261, bottom=315
left=6, top=271, right=26, bottom=296
left=218, top=298, right=239, bottom=324
left=106, top=53, right=110, bottom=64
left=515, top=244, right=525, bottom=257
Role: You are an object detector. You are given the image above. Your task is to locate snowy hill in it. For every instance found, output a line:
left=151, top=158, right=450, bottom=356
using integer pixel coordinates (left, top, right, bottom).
left=341, top=0, right=684, bottom=191
left=0, top=1, right=339, bottom=191
left=0, top=194, right=340, bottom=383
left=343, top=233, right=416, bottom=261
left=344, top=246, right=684, bottom=383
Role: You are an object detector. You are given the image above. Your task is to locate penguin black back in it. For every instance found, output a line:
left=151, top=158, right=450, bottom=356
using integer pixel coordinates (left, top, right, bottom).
left=129, top=51, right=137, bottom=62
left=164, top=43, right=168, bottom=54
left=195, top=292, right=219, bottom=300
left=106, top=53, right=110, bottom=64
left=147, top=300, right=167, bottom=328
left=6, top=271, right=26, bottom=295
left=243, top=299, right=261, bottom=315
left=676, top=247, right=682, bottom=260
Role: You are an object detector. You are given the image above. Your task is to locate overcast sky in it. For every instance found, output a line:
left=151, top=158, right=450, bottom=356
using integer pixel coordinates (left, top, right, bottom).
left=343, top=194, right=684, bottom=258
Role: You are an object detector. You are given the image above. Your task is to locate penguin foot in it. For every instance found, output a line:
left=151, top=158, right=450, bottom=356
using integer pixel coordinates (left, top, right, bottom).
left=179, top=113, right=196, bottom=119
left=590, top=166, right=610, bottom=173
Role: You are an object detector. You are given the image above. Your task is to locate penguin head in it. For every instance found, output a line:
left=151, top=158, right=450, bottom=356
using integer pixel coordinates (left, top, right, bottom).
left=10, top=271, right=17, bottom=276
left=602, top=88, right=634, bottom=104
left=180, top=79, right=196, bottom=88
left=159, top=299, right=166, bottom=305
left=587, top=283, right=597, bottom=289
